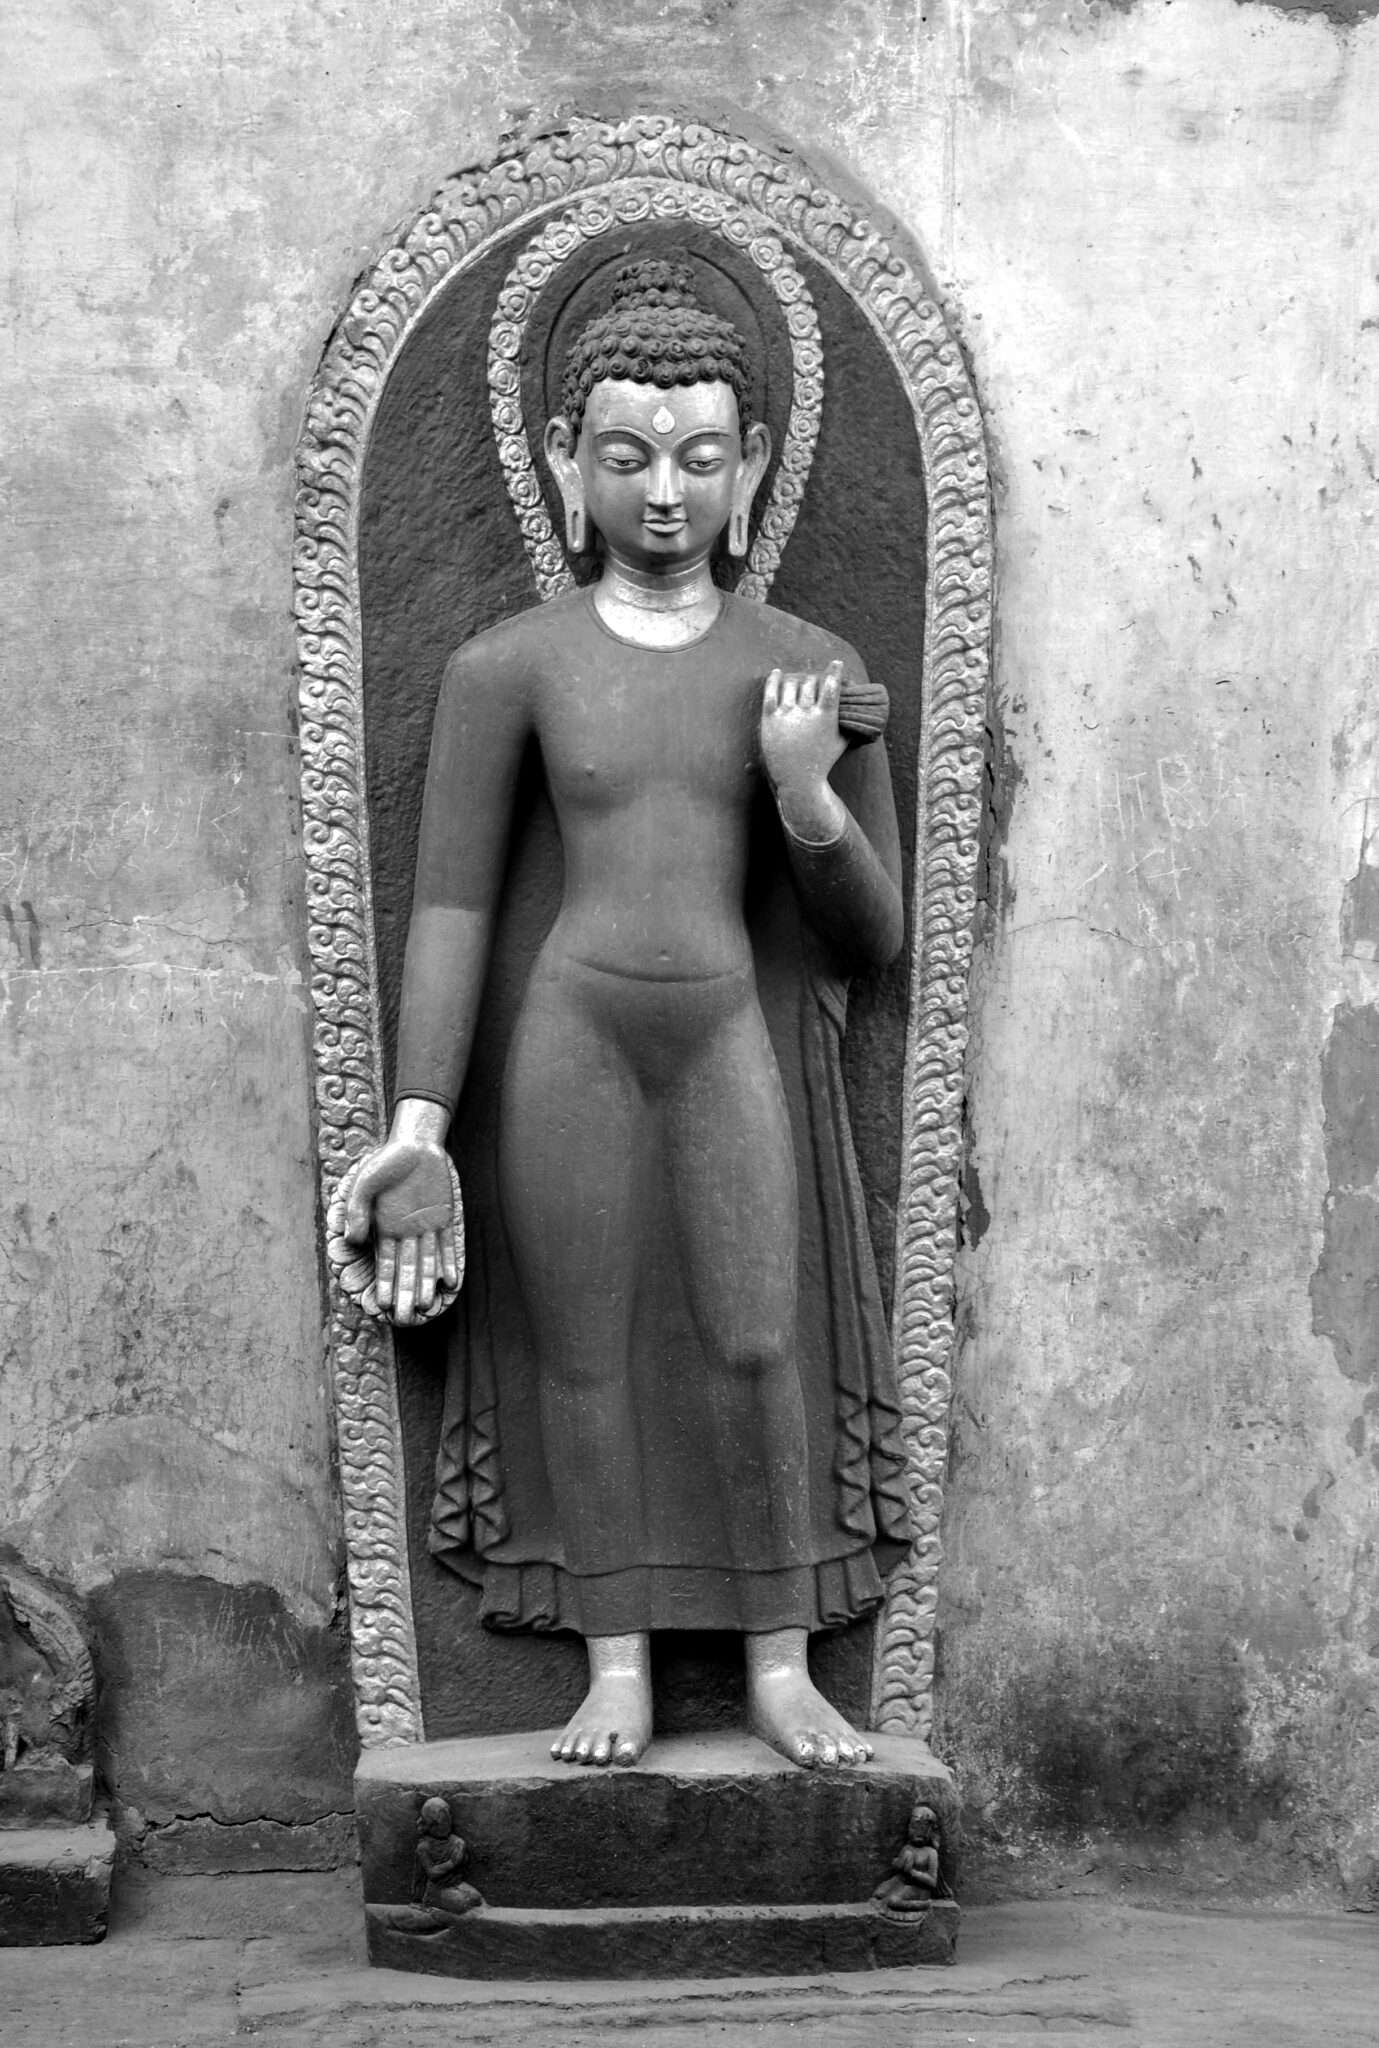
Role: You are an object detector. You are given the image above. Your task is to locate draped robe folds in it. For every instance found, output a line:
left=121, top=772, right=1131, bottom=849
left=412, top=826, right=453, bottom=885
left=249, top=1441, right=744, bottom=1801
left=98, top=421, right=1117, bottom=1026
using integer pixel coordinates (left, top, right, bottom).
left=398, top=588, right=912, bottom=1637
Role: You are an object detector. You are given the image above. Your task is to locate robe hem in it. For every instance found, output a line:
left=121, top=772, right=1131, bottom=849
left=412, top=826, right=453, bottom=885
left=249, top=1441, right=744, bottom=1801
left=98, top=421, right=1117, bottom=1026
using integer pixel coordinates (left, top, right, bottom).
left=430, top=1544, right=900, bottom=1637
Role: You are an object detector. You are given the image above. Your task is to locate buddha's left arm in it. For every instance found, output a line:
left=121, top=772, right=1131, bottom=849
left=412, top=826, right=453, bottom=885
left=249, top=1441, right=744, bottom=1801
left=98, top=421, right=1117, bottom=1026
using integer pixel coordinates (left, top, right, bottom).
left=784, top=738, right=904, bottom=975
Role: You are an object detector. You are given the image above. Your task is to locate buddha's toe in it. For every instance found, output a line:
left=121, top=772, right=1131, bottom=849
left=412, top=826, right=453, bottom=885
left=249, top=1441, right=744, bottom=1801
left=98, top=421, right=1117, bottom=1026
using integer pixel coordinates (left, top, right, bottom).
left=749, top=1669, right=874, bottom=1773
left=554, top=1677, right=652, bottom=1769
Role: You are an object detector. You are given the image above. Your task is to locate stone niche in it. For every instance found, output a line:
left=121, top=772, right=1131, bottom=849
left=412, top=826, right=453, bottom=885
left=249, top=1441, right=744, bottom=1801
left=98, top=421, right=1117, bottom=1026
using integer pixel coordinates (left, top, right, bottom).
left=295, top=109, right=990, bottom=1976
left=0, top=1549, right=114, bottom=1944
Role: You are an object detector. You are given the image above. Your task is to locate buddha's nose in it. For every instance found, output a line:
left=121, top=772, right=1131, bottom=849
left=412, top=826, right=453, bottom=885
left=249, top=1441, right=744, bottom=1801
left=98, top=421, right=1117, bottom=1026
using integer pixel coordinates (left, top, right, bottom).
left=646, top=452, right=682, bottom=509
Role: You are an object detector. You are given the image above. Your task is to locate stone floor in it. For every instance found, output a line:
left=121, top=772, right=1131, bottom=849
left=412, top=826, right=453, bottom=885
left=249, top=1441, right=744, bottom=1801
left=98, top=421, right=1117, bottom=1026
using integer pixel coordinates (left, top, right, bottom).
left=1, top=1867, right=1375, bottom=2045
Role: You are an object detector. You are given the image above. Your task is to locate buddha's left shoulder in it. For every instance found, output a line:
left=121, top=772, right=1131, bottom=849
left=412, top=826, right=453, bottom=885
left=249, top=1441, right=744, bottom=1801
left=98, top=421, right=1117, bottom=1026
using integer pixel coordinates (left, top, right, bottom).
left=723, top=595, right=867, bottom=678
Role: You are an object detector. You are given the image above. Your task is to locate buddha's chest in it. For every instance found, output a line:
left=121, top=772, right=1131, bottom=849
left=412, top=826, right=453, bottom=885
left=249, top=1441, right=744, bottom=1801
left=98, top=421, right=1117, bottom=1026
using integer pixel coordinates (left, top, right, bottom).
left=534, top=658, right=763, bottom=810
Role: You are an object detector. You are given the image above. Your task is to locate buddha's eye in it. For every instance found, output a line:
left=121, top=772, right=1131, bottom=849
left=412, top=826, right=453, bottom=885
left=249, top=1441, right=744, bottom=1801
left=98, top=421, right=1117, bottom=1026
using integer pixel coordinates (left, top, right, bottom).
left=597, top=442, right=645, bottom=472
left=684, top=456, right=724, bottom=475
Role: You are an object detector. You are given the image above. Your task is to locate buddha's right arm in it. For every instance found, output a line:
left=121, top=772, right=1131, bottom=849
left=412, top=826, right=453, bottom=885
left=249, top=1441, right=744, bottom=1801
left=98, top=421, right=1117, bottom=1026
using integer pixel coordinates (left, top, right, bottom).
left=391, top=903, right=496, bottom=1119
left=389, top=632, right=534, bottom=1118
left=342, top=636, right=531, bottom=1315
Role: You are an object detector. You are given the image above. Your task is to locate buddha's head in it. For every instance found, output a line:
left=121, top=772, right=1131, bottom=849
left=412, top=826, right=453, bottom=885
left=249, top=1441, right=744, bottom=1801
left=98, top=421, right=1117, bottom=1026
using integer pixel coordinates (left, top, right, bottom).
left=544, top=259, right=771, bottom=574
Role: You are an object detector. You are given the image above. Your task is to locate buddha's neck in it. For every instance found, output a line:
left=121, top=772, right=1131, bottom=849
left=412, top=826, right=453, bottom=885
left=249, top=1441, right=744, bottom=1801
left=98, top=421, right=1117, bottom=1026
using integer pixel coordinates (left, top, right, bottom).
left=591, top=556, right=721, bottom=650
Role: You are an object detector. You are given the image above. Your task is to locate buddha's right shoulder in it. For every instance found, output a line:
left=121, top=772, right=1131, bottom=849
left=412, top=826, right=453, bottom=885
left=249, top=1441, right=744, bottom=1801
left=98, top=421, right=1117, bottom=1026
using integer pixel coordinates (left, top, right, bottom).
left=443, top=591, right=584, bottom=683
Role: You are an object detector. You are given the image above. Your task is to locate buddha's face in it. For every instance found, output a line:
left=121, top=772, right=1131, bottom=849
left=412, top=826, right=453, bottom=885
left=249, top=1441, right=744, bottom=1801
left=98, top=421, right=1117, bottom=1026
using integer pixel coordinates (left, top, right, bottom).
left=546, top=378, right=770, bottom=573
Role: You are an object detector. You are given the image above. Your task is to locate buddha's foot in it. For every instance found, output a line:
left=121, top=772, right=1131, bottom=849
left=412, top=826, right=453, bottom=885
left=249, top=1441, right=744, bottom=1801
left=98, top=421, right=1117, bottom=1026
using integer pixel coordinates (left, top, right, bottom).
left=552, top=1634, right=653, bottom=1767
left=746, top=1641, right=874, bottom=1770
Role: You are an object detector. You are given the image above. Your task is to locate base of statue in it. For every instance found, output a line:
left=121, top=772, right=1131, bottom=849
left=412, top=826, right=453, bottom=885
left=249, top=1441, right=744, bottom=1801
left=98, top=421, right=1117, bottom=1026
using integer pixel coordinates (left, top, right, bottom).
left=356, top=1728, right=959, bottom=1980
left=0, top=1816, right=115, bottom=1946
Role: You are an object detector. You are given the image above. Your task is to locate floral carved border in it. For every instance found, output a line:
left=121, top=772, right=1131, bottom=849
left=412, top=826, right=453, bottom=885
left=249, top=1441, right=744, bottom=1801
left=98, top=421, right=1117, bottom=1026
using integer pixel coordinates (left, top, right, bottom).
left=294, top=113, right=990, bottom=1748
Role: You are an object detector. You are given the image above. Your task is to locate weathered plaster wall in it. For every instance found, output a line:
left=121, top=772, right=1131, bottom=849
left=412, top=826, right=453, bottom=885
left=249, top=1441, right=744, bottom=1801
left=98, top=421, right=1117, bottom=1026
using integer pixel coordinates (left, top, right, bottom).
left=3, top=0, right=1377, bottom=1892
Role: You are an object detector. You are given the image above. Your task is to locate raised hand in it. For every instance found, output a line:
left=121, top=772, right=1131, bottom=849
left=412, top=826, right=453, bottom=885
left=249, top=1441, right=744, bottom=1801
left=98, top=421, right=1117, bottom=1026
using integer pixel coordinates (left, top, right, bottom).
left=342, top=1100, right=462, bottom=1326
left=760, top=660, right=849, bottom=844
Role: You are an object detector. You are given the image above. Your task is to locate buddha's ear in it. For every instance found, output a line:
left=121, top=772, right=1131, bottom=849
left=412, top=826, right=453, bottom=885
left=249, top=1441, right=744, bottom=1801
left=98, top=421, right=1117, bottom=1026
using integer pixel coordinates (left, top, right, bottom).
left=729, top=421, right=772, bottom=559
left=544, top=415, right=589, bottom=553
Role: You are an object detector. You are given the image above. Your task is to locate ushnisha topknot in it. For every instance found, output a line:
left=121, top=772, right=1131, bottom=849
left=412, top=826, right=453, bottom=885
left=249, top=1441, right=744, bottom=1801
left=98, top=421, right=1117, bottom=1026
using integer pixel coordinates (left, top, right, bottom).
left=561, top=258, right=753, bottom=441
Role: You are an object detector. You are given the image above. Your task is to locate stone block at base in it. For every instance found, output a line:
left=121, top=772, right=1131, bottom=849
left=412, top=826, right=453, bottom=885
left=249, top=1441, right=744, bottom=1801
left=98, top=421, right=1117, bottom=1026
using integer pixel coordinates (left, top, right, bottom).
left=0, top=1819, right=115, bottom=1945
left=366, top=1896, right=959, bottom=1979
left=356, top=1728, right=959, bottom=1979
left=0, top=1759, right=93, bottom=1829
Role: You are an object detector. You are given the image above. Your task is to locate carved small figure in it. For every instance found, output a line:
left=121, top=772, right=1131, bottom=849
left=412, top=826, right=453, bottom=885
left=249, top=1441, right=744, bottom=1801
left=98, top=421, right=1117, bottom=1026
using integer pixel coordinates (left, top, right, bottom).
left=872, top=1802, right=941, bottom=1916
left=413, top=1796, right=483, bottom=1920
left=0, top=1552, right=96, bottom=1828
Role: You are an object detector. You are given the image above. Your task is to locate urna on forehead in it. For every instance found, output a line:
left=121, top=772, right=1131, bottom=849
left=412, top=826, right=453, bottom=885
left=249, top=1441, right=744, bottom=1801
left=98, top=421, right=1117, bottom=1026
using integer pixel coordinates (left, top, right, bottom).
left=580, top=378, right=743, bottom=441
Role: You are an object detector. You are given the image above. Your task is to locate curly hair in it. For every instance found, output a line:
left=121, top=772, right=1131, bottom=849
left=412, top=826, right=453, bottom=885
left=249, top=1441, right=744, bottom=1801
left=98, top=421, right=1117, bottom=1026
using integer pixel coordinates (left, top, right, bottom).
left=561, top=258, right=752, bottom=440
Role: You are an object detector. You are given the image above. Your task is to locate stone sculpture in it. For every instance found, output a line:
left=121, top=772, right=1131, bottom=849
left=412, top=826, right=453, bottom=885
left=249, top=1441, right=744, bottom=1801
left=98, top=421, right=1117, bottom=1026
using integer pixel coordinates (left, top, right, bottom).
left=413, top=1797, right=484, bottom=1921
left=340, top=256, right=911, bottom=1773
left=300, top=117, right=993, bottom=1770
left=0, top=1550, right=114, bottom=1943
left=0, top=1557, right=94, bottom=1829
left=872, top=1801, right=942, bottom=1917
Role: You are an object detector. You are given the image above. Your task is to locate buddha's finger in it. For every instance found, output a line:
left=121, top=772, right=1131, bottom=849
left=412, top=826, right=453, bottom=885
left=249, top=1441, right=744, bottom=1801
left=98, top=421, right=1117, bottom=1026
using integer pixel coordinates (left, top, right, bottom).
left=439, top=1224, right=461, bottom=1292
left=799, top=671, right=821, bottom=711
left=395, top=1237, right=418, bottom=1324
left=762, top=666, right=783, bottom=714
left=375, top=1236, right=398, bottom=1312
left=821, top=660, right=844, bottom=708
left=416, top=1231, right=439, bottom=1314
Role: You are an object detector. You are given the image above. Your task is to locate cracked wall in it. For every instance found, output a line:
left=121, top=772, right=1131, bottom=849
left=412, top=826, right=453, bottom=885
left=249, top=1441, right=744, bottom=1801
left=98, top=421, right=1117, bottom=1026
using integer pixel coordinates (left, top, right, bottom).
left=3, top=0, right=1378, bottom=1891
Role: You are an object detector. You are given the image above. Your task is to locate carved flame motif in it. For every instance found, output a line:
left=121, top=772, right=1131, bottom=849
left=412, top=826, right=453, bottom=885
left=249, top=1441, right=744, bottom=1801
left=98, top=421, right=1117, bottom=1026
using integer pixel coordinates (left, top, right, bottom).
left=486, top=181, right=824, bottom=604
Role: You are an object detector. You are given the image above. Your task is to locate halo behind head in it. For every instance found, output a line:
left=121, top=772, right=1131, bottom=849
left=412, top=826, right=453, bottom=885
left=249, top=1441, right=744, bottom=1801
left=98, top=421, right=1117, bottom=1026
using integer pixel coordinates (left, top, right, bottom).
left=561, top=257, right=753, bottom=443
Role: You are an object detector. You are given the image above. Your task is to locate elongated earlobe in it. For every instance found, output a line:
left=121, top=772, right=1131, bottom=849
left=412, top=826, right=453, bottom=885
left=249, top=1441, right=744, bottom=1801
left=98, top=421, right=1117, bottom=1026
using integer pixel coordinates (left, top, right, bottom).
left=544, top=413, right=587, bottom=557
left=729, top=420, right=770, bottom=561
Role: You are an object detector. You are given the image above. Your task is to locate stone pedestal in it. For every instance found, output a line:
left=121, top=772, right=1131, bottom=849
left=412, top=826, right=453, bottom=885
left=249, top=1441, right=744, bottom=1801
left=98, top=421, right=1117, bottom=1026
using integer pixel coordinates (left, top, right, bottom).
left=0, top=1820, right=115, bottom=1946
left=357, top=1729, right=959, bottom=1980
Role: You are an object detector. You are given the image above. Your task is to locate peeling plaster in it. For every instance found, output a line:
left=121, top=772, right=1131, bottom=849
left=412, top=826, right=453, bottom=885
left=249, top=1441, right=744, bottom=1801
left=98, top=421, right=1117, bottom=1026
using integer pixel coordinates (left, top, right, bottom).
left=1240, top=0, right=1379, bottom=26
